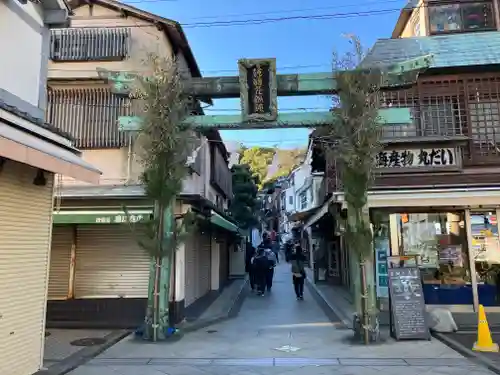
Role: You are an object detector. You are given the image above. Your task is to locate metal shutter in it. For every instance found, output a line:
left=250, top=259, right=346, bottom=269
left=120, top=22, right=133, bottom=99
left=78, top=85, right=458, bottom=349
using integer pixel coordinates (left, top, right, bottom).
left=219, top=238, right=229, bottom=287
left=184, top=236, right=197, bottom=307
left=74, top=225, right=149, bottom=298
left=197, top=232, right=211, bottom=299
left=0, top=162, right=54, bottom=375
left=48, top=226, right=72, bottom=300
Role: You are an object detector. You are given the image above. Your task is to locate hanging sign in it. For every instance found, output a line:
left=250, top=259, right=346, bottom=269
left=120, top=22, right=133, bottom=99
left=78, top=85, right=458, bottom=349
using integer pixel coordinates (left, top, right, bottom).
left=376, top=147, right=459, bottom=169
left=238, top=58, right=278, bottom=122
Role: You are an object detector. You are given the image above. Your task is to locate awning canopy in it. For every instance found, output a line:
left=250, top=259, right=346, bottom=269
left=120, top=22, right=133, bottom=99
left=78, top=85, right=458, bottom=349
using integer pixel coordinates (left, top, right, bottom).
left=53, top=209, right=153, bottom=224
left=336, top=187, right=500, bottom=209
left=288, top=206, right=320, bottom=223
left=304, top=195, right=336, bottom=230
left=0, top=121, right=101, bottom=184
left=210, top=210, right=240, bottom=233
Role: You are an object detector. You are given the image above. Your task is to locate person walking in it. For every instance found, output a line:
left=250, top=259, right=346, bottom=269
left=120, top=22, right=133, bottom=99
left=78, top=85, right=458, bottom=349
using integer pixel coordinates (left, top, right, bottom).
left=252, top=247, right=270, bottom=296
left=290, top=244, right=307, bottom=300
left=245, top=241, right=256, bottom=292
left=264, top=247, right=277, bottom=291
left=259, top=233, right=276, bottom=292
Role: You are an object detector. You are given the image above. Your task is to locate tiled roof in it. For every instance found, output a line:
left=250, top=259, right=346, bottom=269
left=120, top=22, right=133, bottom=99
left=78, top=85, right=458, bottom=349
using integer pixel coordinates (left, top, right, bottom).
left=364, top=32, right=500, bottom=69
left=0, top=99, right=73, bottom=141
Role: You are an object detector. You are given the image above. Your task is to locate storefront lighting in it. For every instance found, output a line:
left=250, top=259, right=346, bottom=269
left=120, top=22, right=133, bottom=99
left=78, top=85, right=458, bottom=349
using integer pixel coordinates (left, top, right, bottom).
left=33, top=169, right=47, bottom=186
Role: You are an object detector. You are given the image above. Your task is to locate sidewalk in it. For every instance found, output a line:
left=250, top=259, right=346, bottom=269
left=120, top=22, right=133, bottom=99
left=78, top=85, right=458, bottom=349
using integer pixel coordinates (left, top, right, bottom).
left=67, top=263, right=494, bottom=375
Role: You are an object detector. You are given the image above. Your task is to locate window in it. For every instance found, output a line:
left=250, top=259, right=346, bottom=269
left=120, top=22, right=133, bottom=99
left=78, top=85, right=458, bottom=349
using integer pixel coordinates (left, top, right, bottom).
left=289, top=196, right=293, bottom=205
left=420, top=100, right=460, bottom=136
left=413, top=21, right=421, bottom=36
left=393, top=212, right=473, bottom=305
left=429, top=2, right=494, bottom=34
left=299, top=192, right=307, bottom=210
left=46, top=88, right=130, bottom=149
left=50, top=28, right=131, bottom=61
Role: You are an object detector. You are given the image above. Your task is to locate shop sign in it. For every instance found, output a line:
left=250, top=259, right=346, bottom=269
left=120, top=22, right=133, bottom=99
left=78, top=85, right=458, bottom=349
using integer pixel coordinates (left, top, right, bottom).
left=53, top=210, right=152, bottom=224
left=95, top=214, right=145, bottom=224
left=387, top=261, right=430, bottom=341
left=238, top=58, right=278, bottom=122
left=376, top=147, right=458, bottom=169
left=375, top=239, right=389, bottom=298
left=438, top=245, right=463, bottom=267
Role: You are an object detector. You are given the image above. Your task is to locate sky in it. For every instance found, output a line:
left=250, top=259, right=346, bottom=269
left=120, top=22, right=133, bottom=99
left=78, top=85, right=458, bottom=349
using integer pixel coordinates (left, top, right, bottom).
left=124, top=0, right=407, bottom=149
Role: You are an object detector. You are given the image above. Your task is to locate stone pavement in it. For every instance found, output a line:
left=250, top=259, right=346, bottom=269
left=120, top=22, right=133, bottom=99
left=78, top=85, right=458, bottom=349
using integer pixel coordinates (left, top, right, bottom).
left=68, top=263, right=495, bottom=375
left=44, top=329, right=112, bottom=368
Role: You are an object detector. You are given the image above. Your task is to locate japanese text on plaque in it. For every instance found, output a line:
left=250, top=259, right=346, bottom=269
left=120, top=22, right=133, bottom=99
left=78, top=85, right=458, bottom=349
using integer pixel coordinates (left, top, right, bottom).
left=376, top=148, right=455, bottom=168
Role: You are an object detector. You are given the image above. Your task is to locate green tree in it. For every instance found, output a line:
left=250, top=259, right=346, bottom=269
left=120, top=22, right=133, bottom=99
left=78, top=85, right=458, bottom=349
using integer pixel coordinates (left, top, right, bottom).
left=131, top=53, right=197, bottom=342
left=239, top=146, right=275, bottom=188
left=320, top=36, right=384, bottom=344
left=265, top=148, right=306, bottom=183
left=229, top=164, right=258, bottom=229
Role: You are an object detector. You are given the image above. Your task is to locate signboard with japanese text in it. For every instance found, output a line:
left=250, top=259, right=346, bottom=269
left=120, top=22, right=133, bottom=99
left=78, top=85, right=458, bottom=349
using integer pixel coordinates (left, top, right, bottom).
left=387, top=265, right=430, bottom=341
left=376, top=147, right=459, bottom=170
left=238, top=58, right=278, bottom=122
left=53, top=211, right=152, bottom=225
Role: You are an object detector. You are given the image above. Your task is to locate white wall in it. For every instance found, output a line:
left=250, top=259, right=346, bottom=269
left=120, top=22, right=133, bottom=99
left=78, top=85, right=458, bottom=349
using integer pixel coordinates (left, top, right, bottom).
left=0, top=2, right=44, bottom=107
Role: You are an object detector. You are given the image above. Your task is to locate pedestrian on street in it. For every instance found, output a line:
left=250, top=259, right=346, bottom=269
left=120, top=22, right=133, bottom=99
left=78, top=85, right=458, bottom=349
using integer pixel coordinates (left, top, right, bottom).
left=252, top=247, right=270, bottom=296
left=258, top=233, right=276, bottom=292
left=264, top=247, right=277, bottom=291
left=245, top=241, right=256, bottom=292
left=290, top=244, right=307, bottom=300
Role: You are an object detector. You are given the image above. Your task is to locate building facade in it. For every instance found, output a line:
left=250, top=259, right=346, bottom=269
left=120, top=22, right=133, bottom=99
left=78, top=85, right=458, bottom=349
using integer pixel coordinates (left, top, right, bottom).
left=44, top=0, right=240, bottom=329
left=307, top=0, right=500, bottom=324
left=0, top=1, right=101, bottom=374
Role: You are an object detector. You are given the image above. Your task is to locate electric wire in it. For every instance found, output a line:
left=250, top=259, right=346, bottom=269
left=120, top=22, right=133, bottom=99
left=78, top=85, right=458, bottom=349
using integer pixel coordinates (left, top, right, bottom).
left=122, top=0, right=406, bottom=20
left=67, top=5, right=417, bottom=29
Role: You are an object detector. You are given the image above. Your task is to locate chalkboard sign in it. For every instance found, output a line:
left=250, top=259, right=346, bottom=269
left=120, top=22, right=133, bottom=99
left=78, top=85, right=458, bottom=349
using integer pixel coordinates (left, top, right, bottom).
left=388, top=267, right=430, bottom=340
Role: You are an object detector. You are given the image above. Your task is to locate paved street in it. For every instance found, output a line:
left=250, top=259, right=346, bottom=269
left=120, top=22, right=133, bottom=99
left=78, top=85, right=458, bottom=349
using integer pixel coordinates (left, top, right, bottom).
left=69, top=263, right=494, bottom=375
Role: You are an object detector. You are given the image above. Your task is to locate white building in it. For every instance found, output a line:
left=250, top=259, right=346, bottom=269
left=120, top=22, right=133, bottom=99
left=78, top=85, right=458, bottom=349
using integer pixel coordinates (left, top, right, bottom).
left=279, top=142, right=324, bottom=235
left=0, top=1, right=100, bottom=375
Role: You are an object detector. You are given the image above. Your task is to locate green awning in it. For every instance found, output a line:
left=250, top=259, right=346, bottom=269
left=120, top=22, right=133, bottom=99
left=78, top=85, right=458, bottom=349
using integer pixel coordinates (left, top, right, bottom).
left=53, top=209, right=153, bottom=224
left=209, top=210, right=239, bottom=233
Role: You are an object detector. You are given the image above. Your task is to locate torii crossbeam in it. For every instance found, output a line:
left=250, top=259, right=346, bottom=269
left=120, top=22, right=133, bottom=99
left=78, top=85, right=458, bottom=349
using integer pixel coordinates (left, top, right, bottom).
left=97, top=55, right=433, bottom=131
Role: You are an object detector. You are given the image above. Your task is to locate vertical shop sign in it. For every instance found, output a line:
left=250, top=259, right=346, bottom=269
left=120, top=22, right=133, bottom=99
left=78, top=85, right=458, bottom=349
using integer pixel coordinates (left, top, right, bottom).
left=375, top=238, right=390, bottom=298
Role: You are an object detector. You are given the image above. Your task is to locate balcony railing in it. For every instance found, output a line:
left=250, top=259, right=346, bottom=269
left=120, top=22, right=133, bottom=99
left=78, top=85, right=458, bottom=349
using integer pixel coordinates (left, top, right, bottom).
left=50, top=27, right=131, bottom=62
left=211, top=146, right=233, bottom=198
left=46, top=87, right=131, bottom=149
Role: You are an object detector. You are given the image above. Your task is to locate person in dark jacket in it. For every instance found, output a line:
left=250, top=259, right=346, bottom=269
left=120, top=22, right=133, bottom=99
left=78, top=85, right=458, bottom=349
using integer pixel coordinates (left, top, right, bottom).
left=245, top=241, right=256, bottom=292
left=252, top=248, right=270, bottom=296
left=284, top=240, right=293, bottom=262
left=290, top=244, right=307, bottom=300
left=258, top=233, right=276, bottom=292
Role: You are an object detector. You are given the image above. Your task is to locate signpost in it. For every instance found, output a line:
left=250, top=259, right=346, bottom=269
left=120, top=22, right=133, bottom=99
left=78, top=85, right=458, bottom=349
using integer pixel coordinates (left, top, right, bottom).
left=387, top=256, right=430, bottom=341
left=238, top=58, right=277, bottom=122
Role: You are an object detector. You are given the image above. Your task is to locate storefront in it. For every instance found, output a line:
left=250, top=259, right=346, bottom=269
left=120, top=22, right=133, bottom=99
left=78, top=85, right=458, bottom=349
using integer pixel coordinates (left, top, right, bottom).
left=46, top=208, right=155, bottom=327
left=336, top=187, right=500, bottom=314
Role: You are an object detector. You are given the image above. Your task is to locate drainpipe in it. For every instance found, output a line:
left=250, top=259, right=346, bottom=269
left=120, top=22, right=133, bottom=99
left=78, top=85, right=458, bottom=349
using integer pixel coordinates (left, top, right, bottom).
left=126, top=133, right=133, bottom=184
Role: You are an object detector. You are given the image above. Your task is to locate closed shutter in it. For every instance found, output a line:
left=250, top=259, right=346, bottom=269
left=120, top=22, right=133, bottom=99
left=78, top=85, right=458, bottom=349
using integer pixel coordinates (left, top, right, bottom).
left=219, top=238, right=229, bottom=287
left=197, top=232, right=211, bottom=299
left=0, top=162, right=54, bottom=375
left=184, top=236, right=197, bottom=306
left=74, top=225, right=150, bottom=298
left=48, top=226, right=72, bottom=300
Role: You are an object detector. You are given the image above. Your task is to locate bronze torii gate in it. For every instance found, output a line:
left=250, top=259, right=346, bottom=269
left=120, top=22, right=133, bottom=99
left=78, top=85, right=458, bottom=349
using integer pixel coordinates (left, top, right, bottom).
left=98, top=55, right=432, bottom=132
left=96, top=55, right=432, bottom=341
